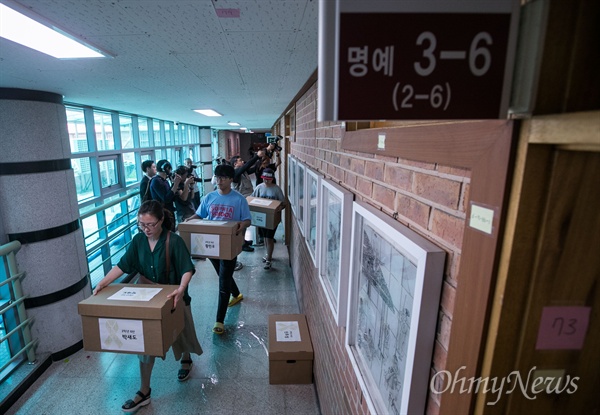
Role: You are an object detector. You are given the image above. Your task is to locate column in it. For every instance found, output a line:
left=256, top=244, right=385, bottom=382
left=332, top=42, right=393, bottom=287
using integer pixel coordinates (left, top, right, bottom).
left=0, top=88, right=90, bottom=360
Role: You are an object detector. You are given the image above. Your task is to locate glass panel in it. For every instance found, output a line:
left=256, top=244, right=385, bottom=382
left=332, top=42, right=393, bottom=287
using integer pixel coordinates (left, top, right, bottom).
left=82, top=215, right=100, bottom=248
left=122, top=152, right=137, bottom=186
left=308, top=175, right=318, bottom=253
left=120, top=115, right=134, bottom=149
left=139, top=117, right=150, bottom=147
left=155, top=149, right=163, bottom=161
left=72, top=157, right=94, bottom=201
left=165, top=122, right=172, bottom=146
left=99, top=158, right=118, bottom=189
left=153, top=120, right=161, bottom=147
left=94, top=111, right=115, bottom=151
left=324, top=189, right=342, bottom=300
left=66, top=107, right=88, bottom=153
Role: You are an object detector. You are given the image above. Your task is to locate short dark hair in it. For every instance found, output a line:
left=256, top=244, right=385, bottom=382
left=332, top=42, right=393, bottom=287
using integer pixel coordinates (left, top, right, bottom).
left=156, top=159, right=172, bottom=173
left=230, top=155, right=241, bottom=165
left=141, top=160, right=154, bottom=172
left=214, top=164, right=235, bottom=178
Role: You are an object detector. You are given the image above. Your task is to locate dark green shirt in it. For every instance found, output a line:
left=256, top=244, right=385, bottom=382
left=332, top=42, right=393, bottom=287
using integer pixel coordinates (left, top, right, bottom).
left=117, top=228, right=195, bottom=305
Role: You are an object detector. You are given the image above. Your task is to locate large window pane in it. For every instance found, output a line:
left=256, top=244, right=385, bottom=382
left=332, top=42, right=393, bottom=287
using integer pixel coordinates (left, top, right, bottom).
left=153, top=120, right=161, bottom=146
left=120, top=115, right=134, bottom=149
left=99, top=158, right=118, bottom=189
left=122, top=152, right=138, bottom=186
left=165, top=122, right=172, bottom=145
left=66, top=107, right=88, bottom=153
left=72, top=157, right=94, bottom=201
left=139, top=117, right=150, bottom=147
left=155, top=149, right=164, bottom=161
left=94, top=111, right=115, bottom=151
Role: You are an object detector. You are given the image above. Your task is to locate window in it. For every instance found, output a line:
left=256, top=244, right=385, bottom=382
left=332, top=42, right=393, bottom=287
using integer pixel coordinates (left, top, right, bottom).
left=122, top=152, right=138, bottom=186
left=66, top=107, right=88, bottom=153
left=165, top=122, right=172, bottom=145
left=98, top=156, right=119, bottom=190
left=94, top=111, right=115, bottom=151
left=120, top=115, right=134, bottom=149
left=72, top=157, right=95, bottom=201
left=153, top=120, right=161, bottom=147
left=139, top=117, right=150, bottom=147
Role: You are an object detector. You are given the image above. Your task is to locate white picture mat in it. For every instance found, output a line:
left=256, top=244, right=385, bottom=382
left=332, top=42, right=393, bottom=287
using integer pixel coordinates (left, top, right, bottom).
left=295, top=161, right=306, bottom=236
left=317, top=178, right=354, bottom=327
left=304, top=167, right=321, bottom=266
left=345, top=201, right=445, bottom=415
left=288, top=155, right=297, bottom=215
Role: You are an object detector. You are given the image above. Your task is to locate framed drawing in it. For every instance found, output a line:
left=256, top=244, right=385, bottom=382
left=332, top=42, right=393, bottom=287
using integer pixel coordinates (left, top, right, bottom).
left=346, top=201, right=445, bottom=415
left=318, top=178, right=354, bottom=326
left=304, top=168, right=321, bottom=265
left=287, top=154, right=296, bottom=215
left=295, top=160, right=305, bottom=236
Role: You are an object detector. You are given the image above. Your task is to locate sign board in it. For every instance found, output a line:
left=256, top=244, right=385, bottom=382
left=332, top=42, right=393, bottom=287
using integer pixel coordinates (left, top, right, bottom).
left=318, top=0, right=520, bottom=121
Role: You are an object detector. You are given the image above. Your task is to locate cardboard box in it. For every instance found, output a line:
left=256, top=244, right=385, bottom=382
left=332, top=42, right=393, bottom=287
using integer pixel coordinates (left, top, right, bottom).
left=246, top=196, right=282, bottom=230
left=178, top=219, right=244, bottom=260
left=77, top=284, right=183, bottom=357
left=268, top=314, right=314, bottom=384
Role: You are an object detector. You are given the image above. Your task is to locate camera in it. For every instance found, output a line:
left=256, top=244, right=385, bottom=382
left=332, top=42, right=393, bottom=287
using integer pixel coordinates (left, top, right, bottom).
left=267, top=135, right=283, bottom=153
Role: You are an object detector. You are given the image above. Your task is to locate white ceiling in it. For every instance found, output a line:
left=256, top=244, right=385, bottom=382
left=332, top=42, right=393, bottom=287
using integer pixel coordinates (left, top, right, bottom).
left=0, top=0, right=319, bottom=132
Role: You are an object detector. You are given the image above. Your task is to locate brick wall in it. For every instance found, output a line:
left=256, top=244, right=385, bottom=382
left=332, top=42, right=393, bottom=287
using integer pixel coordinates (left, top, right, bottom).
left=287, top=82, right=468, bottom=414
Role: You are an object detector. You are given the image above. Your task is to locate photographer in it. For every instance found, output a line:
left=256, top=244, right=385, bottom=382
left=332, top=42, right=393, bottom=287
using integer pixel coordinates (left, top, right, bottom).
left=150, top=159, right=181, bottom=231
left=255, top=143, right=281, bottom=186
left=185, top=158, right=201, bottom=208
left=173, top=165, right=197, bottom=223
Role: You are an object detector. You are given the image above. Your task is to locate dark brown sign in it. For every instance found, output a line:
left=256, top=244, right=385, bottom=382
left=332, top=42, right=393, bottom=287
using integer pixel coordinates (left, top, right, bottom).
left=337, top=13, right=513, bottom=120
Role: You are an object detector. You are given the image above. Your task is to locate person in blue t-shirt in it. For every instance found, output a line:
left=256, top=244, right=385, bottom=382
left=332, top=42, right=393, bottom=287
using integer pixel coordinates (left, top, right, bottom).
left=186, top=164, right=251, bottom=334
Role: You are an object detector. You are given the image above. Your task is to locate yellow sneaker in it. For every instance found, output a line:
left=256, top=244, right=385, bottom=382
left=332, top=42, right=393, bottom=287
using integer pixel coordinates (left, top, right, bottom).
left=228, top=294, right=244, bottom=307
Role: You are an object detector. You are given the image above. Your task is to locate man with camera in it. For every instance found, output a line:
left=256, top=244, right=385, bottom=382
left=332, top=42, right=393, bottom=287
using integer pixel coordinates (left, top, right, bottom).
left=173, top=165, right=197, bottom=223
left=185, top=158, right=201, bottom=209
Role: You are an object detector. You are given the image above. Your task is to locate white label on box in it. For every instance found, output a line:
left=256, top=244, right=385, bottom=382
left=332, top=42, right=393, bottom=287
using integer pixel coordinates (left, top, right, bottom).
left=251, top=198, right=273, bottom=207
left=98, top=318, right=145, bottom=352
left=191, top=233, right=220, bottom=256
left=250, top=211, right=267, bottom=227
left=276, top=321, right=302, bottom=342
left=107, top=287, right=162, bottom=301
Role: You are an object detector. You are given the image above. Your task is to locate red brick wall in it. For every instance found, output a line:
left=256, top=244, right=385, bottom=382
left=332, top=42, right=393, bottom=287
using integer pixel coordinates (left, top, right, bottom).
left=287, top=82, right=467, bottom=414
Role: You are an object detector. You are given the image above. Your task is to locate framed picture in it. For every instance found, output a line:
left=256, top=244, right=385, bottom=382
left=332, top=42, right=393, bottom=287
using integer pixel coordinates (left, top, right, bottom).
left=287, top=154, right=296, bottom=214
left=318, top=178, right=354, bottom=326
left=346, top=201, right=446, bottom=415
left=304, top=168, right=321, bottom=265
left=295, top=160, right=305, bottom=236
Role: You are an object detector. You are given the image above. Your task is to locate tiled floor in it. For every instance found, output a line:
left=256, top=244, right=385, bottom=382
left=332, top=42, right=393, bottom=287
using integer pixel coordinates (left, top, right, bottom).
left=5, top=230, right=320, bottom=415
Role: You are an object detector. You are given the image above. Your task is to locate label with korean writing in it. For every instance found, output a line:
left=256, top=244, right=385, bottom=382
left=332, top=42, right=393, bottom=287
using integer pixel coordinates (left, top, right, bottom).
left=469, top=204, right=494, bottom=235
left=99, top=318, right=145, bottom=352
left=250, top=211, right=267, bottom=227
left=107, top=287, right=162, bottom=301
left=191, top=233, right=220, bottom=256
left=276, top=321, right=301, bottom=342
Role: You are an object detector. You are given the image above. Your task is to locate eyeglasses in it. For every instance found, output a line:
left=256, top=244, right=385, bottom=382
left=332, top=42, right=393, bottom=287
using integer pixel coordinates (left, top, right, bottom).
left=137, top=220, right=160, bottom=230
left=215, top=176, right=232, bottom=181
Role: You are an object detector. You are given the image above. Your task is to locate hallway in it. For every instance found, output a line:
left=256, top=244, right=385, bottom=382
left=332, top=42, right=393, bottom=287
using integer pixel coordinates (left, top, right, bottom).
left=5, top=229, right=321, bottom=414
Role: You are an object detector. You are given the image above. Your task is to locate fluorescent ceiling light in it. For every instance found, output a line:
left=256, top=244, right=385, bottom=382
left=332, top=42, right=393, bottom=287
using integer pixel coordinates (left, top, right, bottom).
left=227, top=121, right=240, bottom=126
left=240, top=127, right=248, bottom=130
left=193, top=109, right=223, bottom=117
left=0, top=3, right=107, bottom=59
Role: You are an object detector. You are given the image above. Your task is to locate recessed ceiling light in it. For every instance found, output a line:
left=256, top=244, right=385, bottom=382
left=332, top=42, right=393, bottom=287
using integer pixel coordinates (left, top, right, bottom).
left=0, top=2, right=108, bottom=59
left=193, top=109, right=222, bottom=117
left=227, top=121, right=240, bottom=126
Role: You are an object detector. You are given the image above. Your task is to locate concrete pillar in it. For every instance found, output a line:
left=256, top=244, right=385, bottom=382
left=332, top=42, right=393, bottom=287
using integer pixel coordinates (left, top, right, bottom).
left=0, top=88, right=90, bottom=360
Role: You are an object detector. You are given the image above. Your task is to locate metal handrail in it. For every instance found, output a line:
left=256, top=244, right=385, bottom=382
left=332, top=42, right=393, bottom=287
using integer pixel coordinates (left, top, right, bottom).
left=0, top=240, right=36, bottom=377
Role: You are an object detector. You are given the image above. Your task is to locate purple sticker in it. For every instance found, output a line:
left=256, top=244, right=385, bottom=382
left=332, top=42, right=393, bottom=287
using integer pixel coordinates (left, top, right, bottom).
left=216, top=9, right=240, bottom=18
left=535, top=306, right=591, bottom=350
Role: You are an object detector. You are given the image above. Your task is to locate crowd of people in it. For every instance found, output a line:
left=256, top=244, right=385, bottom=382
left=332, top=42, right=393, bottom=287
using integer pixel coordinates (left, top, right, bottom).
left=93, top=142, right=285, bottom=412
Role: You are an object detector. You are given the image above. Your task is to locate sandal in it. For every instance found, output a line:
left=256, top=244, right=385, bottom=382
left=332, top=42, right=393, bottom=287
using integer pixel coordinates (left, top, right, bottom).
left=213, top=322, right=224, bottom=334
left=122, top=388, right=151, bottom=412
left=178, top=359, right=193, bottom=382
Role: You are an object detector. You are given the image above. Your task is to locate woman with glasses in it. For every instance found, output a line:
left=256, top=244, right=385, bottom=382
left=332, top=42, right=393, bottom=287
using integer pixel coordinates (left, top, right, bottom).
left=93, top=200, right=202, bottom=413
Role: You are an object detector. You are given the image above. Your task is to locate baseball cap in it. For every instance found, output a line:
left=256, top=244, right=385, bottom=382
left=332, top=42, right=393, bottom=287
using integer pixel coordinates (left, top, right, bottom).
left=261, top=168, right=275, bottom=179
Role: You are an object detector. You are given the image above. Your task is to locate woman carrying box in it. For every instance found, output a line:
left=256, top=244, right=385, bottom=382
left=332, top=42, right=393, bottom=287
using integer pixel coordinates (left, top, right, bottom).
left=93, top=200, right=202, bottom=412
